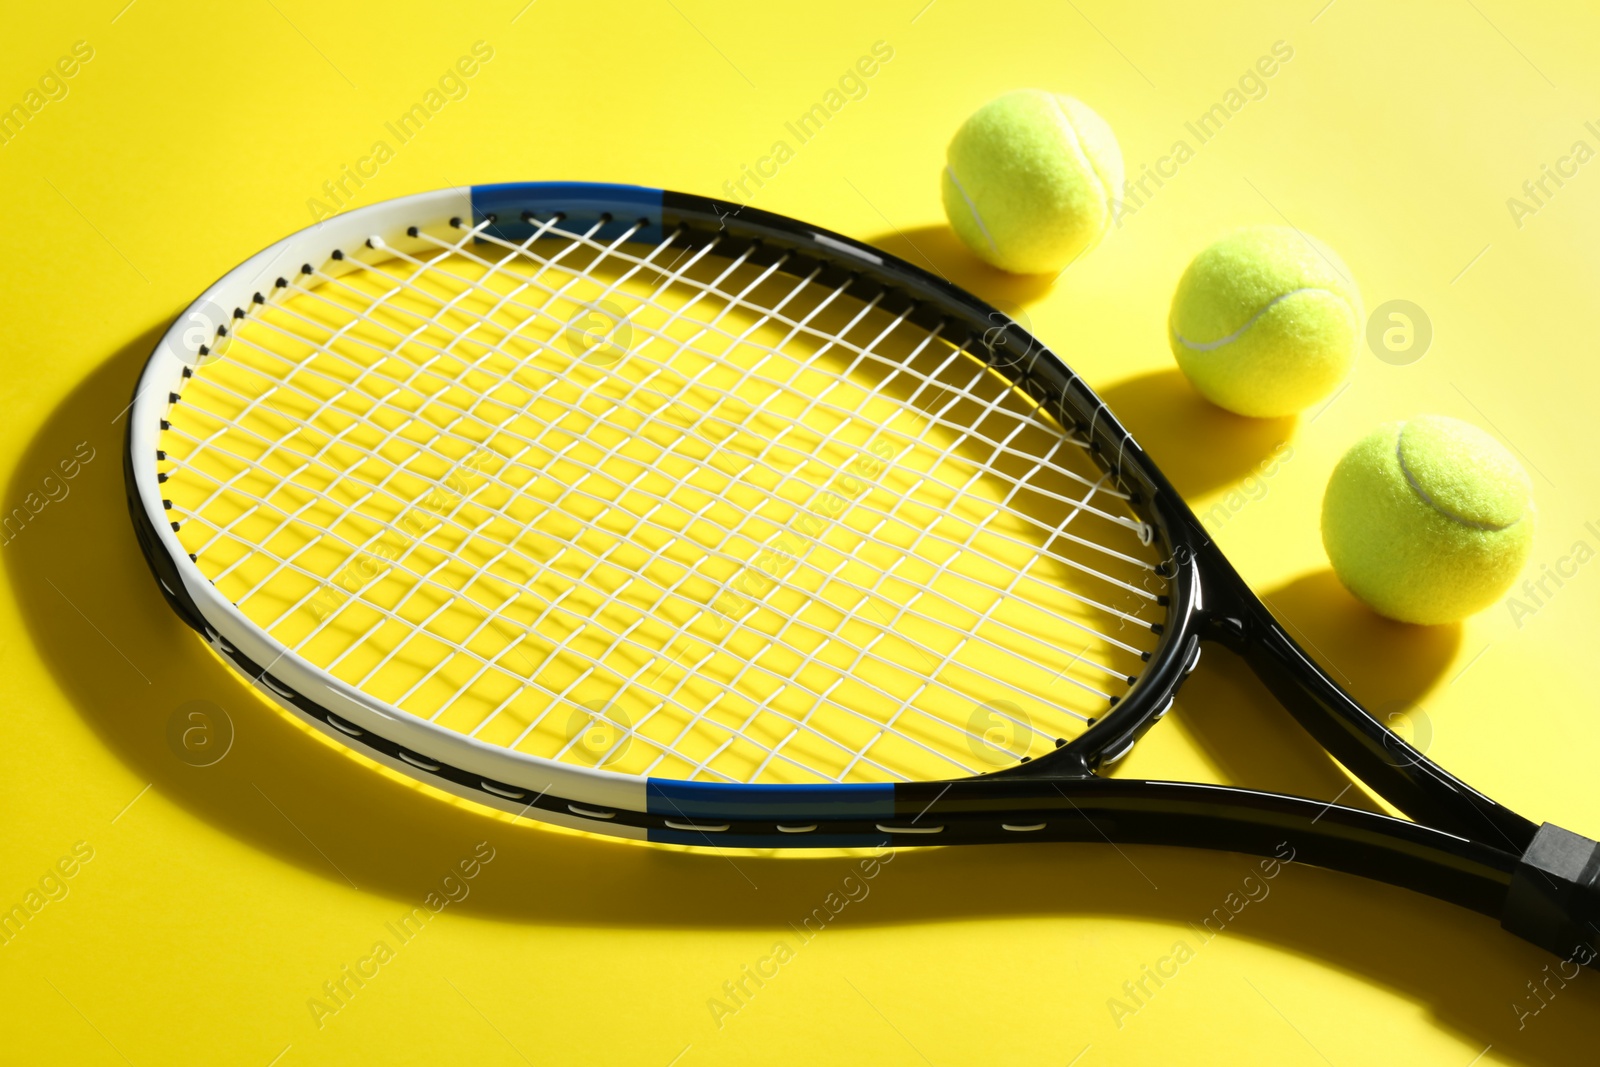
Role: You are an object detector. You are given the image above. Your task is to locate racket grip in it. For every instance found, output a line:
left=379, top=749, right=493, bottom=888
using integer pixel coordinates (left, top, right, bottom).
left=1502, top=822, right=1600, bottom=967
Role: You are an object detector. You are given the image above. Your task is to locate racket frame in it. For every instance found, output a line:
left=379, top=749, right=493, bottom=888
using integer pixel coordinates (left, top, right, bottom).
left=125, top=182, right=1599, bottom=962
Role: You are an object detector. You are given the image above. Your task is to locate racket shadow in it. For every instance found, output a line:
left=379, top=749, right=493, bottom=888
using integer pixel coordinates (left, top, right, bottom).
left=1098, top=368, right=1295, bottom=499
left=863, top=225, right=1055, bottom=308
left=12, top=332, right=1597, bottom=1061
left=1263, top=568, right=1463, bottom=710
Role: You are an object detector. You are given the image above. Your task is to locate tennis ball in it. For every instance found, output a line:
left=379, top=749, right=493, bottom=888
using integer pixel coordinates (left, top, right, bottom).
left=1321, top=416, right=1533, bottom=625
left=941, top=90, right=1123, bottom=274
left=1169, top=226, right=1362, bottom=418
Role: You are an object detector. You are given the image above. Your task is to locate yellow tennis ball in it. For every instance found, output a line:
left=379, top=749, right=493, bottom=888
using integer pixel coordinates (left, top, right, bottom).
left=1168, top=226, right=1362, bottom=418
left=941, top=90, right=1123, bottom=274
left=1321, top=416, right=1534, bottom=625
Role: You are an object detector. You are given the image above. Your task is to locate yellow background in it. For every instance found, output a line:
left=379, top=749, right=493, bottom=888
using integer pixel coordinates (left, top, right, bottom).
left=3, top=0, right=1599, bottom=1063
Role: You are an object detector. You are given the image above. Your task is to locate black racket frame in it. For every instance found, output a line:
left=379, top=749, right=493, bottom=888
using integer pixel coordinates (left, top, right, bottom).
left=126, top=185, right=1600, bottom=965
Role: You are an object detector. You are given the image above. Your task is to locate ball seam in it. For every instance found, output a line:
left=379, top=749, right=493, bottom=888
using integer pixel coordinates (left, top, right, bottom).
left=1395, top=424, right=1519, bottom=532
left=943, top=164, right=998, bottom=254
left=1044, top=95, right=1113, bottom=226
left=1171, top=286, right=1346, bottom=352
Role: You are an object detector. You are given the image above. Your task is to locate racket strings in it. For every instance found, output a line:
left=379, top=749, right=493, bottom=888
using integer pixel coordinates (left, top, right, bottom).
left=326, top=234, right=1162, bottom=634
left=289, top=228, right=1163, bottom=683
left=169, top=425, right=921, bottom=786
left=332, top=227, right=1161, bottom=604
left=187, top=259, right=1142, bottom=715
left=178, top=241, right=1126, bottom=780
left=163, top=406, right=1069, bottom=784
left=218, top=226, right=1159, bottom=680
left=418, top=221, right=1154, bottom=544
left=160, top=211, right=1167, bottom=785
left=184, top=220, right=1152, bottom=780
left=169, top=225, right=916, bottom=783
left=173, top=324, right=1119, bottom=780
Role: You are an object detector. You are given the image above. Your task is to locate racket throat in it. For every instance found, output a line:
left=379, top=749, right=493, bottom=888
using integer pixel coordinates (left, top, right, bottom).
left=1192, top=542, right=1539, bottom=848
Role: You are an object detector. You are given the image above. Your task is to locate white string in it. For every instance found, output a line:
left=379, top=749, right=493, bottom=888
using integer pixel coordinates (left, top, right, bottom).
left=397, top=226, right=1151, bottom=533
left=166, top=423, right=928, bottom=784
left=199, top=235, right=1154, bottom=683
left=228, top=267, right=1153, bottom=675
left=299, top=260, right=1157, bottom=573
left=167, top=394, right=1103, bottom=767
left=161, top=211, right=1166, bottom=785
left=273, top=256, right=1159, bottom=600
left=176, top=222, right=1156, bottom=768
left=168, top=377, right=1036, bottom=780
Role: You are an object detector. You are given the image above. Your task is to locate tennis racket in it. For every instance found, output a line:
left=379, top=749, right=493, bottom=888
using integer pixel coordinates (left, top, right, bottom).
left=125, top=181, right=1599, bottom=966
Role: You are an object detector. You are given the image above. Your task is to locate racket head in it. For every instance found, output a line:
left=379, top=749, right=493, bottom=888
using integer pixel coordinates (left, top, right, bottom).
left=126, top=182, right=1209, bottom=841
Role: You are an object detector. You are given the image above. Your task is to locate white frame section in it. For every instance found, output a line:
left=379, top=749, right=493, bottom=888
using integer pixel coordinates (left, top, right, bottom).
left=130, top=189, right=651, bottom=816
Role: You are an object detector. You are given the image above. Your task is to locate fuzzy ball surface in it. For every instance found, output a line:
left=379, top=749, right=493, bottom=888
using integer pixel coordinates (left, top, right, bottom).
left=1321, top=415, right=1533, bottom=625
left=1169, top=226, right=1362, bottom=418
left=941, top=90, right=1123, bottom=274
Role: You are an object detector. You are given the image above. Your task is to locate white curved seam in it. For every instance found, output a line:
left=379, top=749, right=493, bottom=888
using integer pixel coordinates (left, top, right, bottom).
left=1395, top=425, right=1518, bottom=532
left=944, top=165, right=997, bottom=253
left=1171, top=287, right=1338, bottom=352
left=1045, top=95, right=1111, bottom=215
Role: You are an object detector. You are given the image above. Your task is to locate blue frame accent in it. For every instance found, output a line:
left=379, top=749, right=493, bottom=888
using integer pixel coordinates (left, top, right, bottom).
left=646, top=779, right=895, bottom=820
left=470, top=182, right=664, bottom=244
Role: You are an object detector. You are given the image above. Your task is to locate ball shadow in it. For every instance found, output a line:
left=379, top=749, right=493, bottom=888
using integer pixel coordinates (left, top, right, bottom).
left=1167, top=568, right=1460, bottom=822
left=7, top=331, right=1595, bottom=1062
left=1261, top=568, right=1463, bottom=710
left=863, top=224, right=1055, bottom=308
left=1099, top=368, right=1295, bottom=499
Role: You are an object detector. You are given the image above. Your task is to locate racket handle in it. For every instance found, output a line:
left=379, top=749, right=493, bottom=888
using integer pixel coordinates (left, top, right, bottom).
left=1502, top=822, right=1600, bottom=967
